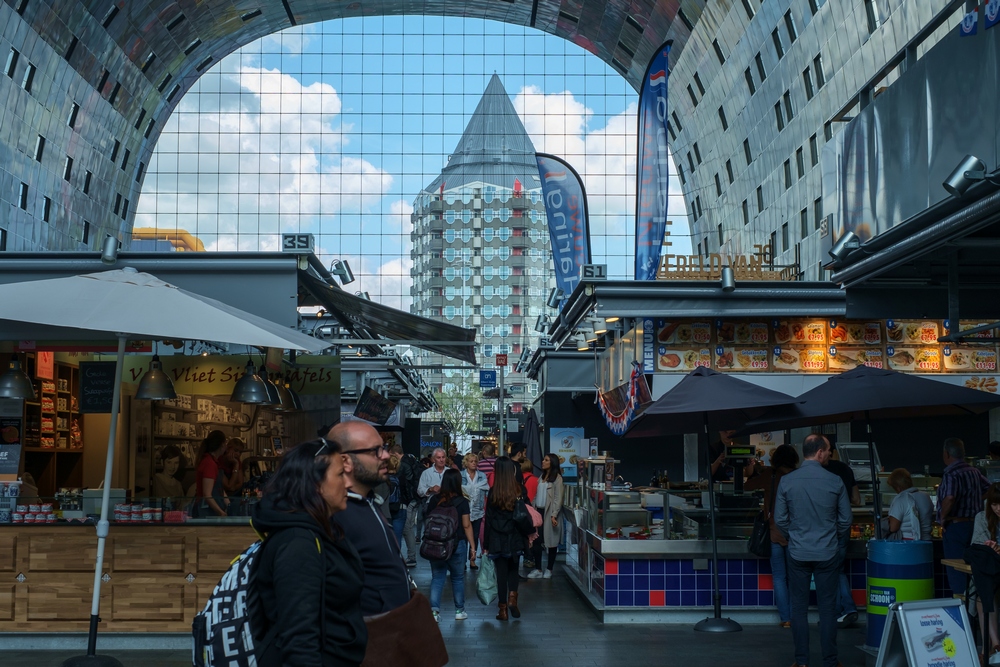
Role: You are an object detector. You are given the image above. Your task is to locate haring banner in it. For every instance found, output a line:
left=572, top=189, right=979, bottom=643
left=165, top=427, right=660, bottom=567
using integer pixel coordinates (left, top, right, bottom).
left=634, top=40, right=673, bottom=281
left=536, top=153, right=591, bottom=306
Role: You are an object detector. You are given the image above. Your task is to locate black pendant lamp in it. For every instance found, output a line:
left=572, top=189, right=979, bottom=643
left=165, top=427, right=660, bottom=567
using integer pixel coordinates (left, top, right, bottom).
left=230, top=359, right=271, bottom=404
left=273, top=373, right=296, bottom=411
left=135, top=355, right=177, bottom=400
left=257, top=367, right=281, bottom=405
left=0, top=358, right=36, bottom=400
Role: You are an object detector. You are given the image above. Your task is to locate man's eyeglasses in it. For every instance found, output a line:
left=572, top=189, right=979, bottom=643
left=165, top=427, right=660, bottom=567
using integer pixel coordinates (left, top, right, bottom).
left=345, top=443, right=391, bottom=457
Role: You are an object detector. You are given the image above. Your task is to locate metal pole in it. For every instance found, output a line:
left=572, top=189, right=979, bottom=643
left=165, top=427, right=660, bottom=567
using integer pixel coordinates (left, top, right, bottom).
left=499, top=365, right=505, bottom=455
left=64, top=335, right=126, bottom=667
left=694, top=412, right=742, bottom=633
left=865, top=410, right=883, bottom=540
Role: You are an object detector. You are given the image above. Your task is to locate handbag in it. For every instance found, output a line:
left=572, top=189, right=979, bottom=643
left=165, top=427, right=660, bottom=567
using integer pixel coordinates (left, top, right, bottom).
left=476, top=556, right=498, bottom=605
left=748, top=470, right=778, bottom=558
left=361, top=591, right=448, bottom=667
left=524, top=503, right=543, bottom=547
left=534, top=480, right=548, bottom=509
left=512, top=498, right=535, bottom=536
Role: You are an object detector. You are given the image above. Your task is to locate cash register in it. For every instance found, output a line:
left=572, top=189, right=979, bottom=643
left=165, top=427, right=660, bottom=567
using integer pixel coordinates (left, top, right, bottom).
left=717, top=443, right=760, bottom=509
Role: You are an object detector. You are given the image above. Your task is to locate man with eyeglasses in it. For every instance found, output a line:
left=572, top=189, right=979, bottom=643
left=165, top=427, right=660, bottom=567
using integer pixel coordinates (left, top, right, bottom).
left=328, top=421, right=412, bottom=615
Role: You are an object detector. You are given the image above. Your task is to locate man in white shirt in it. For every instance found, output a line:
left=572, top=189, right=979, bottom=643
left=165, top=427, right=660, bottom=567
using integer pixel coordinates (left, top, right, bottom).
left=418, top=447, right=448, bottom=498
left=884, top=468, right=934, bottom=540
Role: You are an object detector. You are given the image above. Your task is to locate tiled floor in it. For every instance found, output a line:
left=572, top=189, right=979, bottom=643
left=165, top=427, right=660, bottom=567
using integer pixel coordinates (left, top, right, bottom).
left=3, top=557, right=872, bottom=666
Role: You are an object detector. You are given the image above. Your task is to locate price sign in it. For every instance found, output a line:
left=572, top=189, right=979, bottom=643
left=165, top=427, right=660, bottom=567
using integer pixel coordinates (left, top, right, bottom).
left=496, top=354, right=508, bottom=367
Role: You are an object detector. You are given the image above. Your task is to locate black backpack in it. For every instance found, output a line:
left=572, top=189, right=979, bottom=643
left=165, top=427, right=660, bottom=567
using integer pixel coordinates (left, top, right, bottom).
left=419, top=498, right=461, bottom=561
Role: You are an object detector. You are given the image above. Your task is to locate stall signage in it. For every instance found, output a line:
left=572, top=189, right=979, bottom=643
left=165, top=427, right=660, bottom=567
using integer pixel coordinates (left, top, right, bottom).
left=0, top=445, right=21, bottom=475
left=642, top=318, right=656, bottom=373
left=482, top=413, right=499, bottom=430
left=656, top=244, right=797, bottom=281
left=874, top=598, right=977, bottom=667
left=115, top=355, right=341, bottom=396
left=495, top=354, right=508, bottom=367
left=79, top=361, right=117, bottom=413
left=353, top=387, right=397, bottom=425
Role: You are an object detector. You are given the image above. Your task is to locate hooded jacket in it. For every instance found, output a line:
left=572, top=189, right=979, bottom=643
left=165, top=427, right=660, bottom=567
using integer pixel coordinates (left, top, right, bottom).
left=483, top=496, right=529, bottom=557
left=250, top=497, right=367, bottom=667
left=333, top=491, right=412, bottom=615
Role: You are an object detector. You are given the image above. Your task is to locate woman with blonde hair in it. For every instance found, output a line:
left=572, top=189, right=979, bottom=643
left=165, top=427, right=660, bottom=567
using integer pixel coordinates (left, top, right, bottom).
left=461, top=452, right=489, bottom=564
left=483, top=457, right=534, bottom=621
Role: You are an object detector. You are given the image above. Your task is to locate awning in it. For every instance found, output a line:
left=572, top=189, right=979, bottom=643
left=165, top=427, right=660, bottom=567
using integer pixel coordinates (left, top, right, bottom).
left=298, top=270, right=477, bottom=365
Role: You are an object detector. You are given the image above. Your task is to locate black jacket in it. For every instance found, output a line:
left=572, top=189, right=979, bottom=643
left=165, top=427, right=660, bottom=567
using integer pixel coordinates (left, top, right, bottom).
left=333, top=491, right=412, bottom=615
left=398, top=453, right=421, bottom=505
left=250, top=497, right=367, bottom=667
left=483, top=497, right=528, bottom=558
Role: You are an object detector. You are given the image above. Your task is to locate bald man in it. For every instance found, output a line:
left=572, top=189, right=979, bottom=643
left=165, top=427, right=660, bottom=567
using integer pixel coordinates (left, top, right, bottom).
left=328, top=421, right=412, bottom=615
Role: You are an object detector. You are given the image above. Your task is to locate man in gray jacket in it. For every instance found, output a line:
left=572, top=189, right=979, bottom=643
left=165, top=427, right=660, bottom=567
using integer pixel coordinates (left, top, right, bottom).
left=775, top=434, right=852, bottom=667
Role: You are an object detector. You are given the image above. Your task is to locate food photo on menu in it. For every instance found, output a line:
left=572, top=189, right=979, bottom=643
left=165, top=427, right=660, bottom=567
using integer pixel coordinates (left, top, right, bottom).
left=827, top=347, right=884, bottom=371
left=773, top=319, right=826, bottom=345
left=715, top=346, right=769, bottom=371
left=657, top=347, right=712, bottom=371
left=657, top=320, right=712, bottom=345
left=943, top=347, right=997, bottom=372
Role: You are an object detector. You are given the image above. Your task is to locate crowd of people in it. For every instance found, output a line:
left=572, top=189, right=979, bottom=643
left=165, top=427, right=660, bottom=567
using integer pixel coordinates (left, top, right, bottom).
left=242, top=423, right=557, bottom=665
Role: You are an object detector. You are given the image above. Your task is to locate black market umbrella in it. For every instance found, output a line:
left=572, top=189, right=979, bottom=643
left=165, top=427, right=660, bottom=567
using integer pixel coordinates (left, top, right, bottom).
left=740, top=365, right=1000, bottom=538
left=524, top=408, right=543, bottom=475
left=624, top=366, right=799, bottom=633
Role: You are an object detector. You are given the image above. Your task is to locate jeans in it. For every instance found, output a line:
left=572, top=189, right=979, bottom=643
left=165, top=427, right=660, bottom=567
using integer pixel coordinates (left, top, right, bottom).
left=770, top=542, right=791, bottom=623
left=402, top=500, right=419, bottom=562
left=788, top=553, right=842, bottom=667
left=837, top=545, right=856, bottom=615
left=492, top=554, right=520, bottom=601
left=429, top=540, right=467, bottom=612
left=392, top=507, right=407, bottom=548
left=943, top=520, right=975, bottom=596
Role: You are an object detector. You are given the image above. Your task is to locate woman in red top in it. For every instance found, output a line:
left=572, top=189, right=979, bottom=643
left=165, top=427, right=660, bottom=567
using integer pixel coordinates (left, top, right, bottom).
left=520, top=458, right=538, bottom=505
left=193, top=430, right=229, bottom=517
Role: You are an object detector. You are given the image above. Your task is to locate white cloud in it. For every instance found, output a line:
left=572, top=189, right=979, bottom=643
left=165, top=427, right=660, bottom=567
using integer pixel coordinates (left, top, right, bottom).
left=513, top=86, right=692, bottom=264
left=135, top=57, right=393, bottom=250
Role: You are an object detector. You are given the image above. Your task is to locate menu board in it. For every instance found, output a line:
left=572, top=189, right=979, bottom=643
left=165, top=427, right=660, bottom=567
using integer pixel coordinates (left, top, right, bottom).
left=79, top=361, right=117, bottom=413
left=644, top=316, right=1000, bottom=383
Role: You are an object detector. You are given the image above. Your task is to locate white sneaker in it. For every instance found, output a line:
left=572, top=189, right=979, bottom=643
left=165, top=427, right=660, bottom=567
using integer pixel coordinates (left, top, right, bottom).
left=432, top=610, right=440, bottom=623
left=527, top=569, right=544, bottom=579
left=543, top=569, right=553, bottom=579
left=455, top=610, right=468, bottom=620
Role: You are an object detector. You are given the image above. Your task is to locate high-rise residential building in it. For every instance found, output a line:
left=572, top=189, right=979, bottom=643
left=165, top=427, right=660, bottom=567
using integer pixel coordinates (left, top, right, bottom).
left=409, top=75, right=554, bottom=408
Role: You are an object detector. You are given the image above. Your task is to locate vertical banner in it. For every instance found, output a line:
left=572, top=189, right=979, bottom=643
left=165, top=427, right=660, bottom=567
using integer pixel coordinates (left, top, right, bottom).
left=635, top=40, right=673, bottom=281
left=536, top=153, right=591, bottom=304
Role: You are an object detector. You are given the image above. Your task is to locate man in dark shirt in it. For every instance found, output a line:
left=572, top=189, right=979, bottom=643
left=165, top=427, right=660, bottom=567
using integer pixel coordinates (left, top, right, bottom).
left=329, top=421, right=412, bottom=615
left=938, top=437, right=990, bottom=596
left=825, top=442, right=861, bottom=628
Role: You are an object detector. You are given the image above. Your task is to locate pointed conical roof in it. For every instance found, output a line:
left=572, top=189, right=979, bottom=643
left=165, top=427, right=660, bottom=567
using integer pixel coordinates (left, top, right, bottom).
left=423, top=74, right=540, bottom=193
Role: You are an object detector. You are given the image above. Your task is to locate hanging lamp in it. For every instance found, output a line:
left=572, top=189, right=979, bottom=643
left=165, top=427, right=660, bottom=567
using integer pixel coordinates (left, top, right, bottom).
left=135, top=354, right=177, bottom=400
left=230, top=359, right=271, bottom=404
left=257, top=367, right=281, bottom=406
left=0, top=358, right=36, bottom=400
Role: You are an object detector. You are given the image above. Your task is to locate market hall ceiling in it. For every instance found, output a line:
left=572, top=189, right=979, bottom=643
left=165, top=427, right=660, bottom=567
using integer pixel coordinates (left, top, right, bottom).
left=0, top=0, right=695, bottom=251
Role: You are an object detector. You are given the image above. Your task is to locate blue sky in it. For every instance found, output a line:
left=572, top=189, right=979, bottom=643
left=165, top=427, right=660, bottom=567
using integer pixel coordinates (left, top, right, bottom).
left=135, top=16, right=692, bottom=308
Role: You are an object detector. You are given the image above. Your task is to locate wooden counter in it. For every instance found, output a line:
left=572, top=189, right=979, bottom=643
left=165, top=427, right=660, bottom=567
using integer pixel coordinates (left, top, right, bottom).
left=0, top=524, right=257, bottom=632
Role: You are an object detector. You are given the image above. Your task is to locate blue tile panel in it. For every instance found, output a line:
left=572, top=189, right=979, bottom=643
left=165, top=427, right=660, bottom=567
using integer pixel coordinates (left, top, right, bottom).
left=603, top=557, right=875, bottom=608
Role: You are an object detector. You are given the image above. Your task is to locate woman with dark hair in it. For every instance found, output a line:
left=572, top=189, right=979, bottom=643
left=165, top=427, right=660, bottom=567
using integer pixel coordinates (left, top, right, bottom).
left=528, top=453, right=564, bottom=579
left=192, top=430, right=229, bottom=517
left=971, top=483, right=1000, bottom=653
left=152, top=444, right=185, bottom=509
left=745, top=444, right=799, bottom=628
left=425, top=468, right=476, bottom=622
left=483, top=456, right=533, bottom=621
left=250, top=437, right=366, bottom=666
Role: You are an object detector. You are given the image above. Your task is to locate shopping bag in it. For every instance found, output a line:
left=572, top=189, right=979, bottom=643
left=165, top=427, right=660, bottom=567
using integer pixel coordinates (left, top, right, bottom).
left=476, top=556, right=498, bottom=605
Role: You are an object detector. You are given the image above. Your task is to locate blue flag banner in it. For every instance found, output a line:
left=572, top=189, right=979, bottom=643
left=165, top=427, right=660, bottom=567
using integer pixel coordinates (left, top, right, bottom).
left=960, top=8, right=978, bottom=36
left=536, top=153, right=591, bottom=306
left=987, top=0, right=1000, bottom=30
left=635, top=41, right=673, bottom=281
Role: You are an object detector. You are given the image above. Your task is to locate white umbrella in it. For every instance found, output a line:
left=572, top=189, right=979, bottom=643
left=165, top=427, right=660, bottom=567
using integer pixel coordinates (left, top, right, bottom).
left=0, top=267, right=328, bottom=663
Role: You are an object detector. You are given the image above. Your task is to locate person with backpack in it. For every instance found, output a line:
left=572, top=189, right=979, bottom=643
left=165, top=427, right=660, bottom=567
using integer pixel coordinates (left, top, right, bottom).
left=248, top=437, right=366, bottom=666
left=482, top=456, right=534, bottom=621
left=422, top=468, right=476, bottom=622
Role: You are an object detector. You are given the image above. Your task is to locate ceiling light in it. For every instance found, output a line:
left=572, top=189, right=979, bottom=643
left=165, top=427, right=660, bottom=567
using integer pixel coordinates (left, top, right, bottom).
left=828, top=231, right=861, bottom=262
left=720, top=266, right=736, bottom=293
left=943, top=154, right=988, bottom=197
left=604, top=316, right=620, bottom=323
left=330, top=259, right=355, bottom=285
left=576, top=334, right=590, bottom=351
left=0, top=358, right=36, bottom=400
left=135, top=355, right=177, bottom=400
left=546, top=287, right=565, bottom=309
left=230, top=360, right=271, bottom=404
